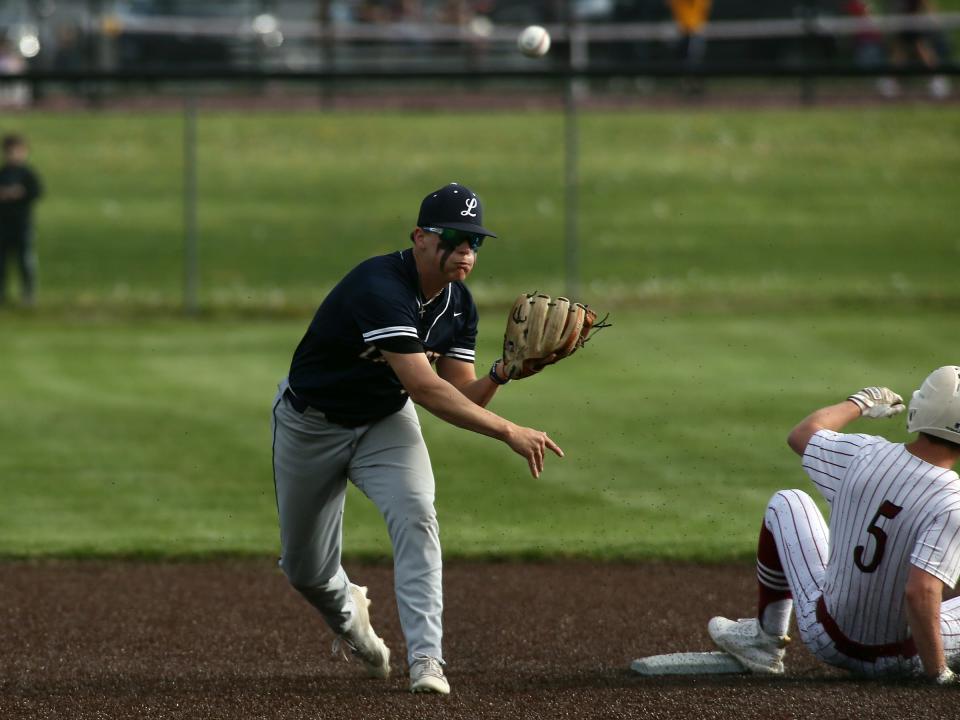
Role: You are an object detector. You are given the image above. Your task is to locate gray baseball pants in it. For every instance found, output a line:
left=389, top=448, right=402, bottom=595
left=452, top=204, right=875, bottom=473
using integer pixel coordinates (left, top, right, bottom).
left=271, top=380, right=443, bottom=665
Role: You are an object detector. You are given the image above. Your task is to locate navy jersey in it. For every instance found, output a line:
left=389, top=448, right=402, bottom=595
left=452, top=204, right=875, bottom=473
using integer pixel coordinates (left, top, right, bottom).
left=0, top=163, right=43, bottom=226
left=288, top=249, right=479, bottom=426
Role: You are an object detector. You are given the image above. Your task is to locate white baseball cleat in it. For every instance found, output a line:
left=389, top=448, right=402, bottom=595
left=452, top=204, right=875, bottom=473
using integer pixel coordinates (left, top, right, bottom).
left=332, top=584, right=391, bottom=679
left=409, top=655, right=450, bottom=695
left=707, top=616, right=790, bottom=675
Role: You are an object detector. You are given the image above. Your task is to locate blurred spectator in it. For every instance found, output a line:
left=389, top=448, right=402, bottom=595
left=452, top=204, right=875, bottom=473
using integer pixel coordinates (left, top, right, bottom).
left=0, top=134, right=43, bottom=307
left=435, top=0, right=495, bottom=64
left=667, top=0, right=712, bottom=69
left=436, top=0, right=470, bottom=24
left=843, top=0, right=885, bottom=68
left=0, top=38, right=29, bottom=108
left=842, top=0, right=900, bottom=97
left=888, top=0, right=953, bottom=98
left=52, top=23, right=85, bottom=71
left=358, top=0, right=423, bottom=23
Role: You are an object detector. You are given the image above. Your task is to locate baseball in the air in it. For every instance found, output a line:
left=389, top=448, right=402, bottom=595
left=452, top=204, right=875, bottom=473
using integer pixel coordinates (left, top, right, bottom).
left=518, top=25, right=550, bottom=58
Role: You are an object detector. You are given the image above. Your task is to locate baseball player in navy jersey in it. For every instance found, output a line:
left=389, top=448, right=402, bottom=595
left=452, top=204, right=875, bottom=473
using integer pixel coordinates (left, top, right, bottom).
left=271, top=182, right=562, bottom=695
left=708, top=367, right=960, bottom=683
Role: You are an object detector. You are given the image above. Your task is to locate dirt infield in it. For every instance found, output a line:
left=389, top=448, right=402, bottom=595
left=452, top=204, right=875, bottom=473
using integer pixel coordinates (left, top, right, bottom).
left=2, top=559, right=955, bottom=719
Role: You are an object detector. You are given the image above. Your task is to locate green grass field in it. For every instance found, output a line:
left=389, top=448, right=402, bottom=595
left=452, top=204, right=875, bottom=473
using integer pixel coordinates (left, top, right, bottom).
left=4, top=107, right=959, bottom=308
left=0, top=307, right=948, bottom=560
left=0, top=107, right=957, bottom=560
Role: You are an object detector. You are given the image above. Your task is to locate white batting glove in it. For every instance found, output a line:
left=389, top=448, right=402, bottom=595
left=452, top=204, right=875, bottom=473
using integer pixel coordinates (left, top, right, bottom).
left=847, top=386, right=905, bottom=419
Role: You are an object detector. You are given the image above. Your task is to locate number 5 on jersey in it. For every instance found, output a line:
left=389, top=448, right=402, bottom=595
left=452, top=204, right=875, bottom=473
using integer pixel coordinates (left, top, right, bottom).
left=854, top=500, right=904, bottom=573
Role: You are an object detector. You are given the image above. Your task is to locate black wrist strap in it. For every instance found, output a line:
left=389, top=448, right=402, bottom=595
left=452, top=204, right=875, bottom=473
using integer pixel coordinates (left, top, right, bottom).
left=489, top=359, right=509, bottom=386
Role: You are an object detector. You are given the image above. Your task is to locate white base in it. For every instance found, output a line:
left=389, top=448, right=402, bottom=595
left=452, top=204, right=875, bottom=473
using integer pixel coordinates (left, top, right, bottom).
left=630, top=651, right=747, bottom=676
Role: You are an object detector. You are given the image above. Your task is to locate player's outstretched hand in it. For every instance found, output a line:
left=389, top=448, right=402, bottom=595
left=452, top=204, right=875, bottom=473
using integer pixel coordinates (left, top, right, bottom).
left=847, top=386, right=905, bottom=419
left=504, top=424, right=564, bottom=478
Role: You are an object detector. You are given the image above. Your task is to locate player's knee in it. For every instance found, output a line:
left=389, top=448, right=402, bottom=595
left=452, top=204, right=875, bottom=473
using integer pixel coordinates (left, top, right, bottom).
left=280, top=550, right=342, bottom=591
left=290, top=575, right=333, bottom=594
left=385, top=495, right=438, bottom=538
left=288, top=567, right=346, bottom=599
left=765, top=489, right=818, bottom=531
left=768, top=488, right=814, bottom=509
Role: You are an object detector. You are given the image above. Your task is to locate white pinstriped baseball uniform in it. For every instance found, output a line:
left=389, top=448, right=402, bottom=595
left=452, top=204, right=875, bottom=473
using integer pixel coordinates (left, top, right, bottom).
left=763, top=429, right=960, bottom=676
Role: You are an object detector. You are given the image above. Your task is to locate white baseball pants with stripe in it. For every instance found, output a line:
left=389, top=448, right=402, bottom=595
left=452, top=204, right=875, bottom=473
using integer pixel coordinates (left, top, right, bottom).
left=271, top=382, right=443, bottom=666
left=764, top=489, right=960, bottom=676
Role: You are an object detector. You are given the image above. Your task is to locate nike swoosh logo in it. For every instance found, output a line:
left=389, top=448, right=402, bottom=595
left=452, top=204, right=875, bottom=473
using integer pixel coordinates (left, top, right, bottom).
left=454, top=312, right=462, bottom=317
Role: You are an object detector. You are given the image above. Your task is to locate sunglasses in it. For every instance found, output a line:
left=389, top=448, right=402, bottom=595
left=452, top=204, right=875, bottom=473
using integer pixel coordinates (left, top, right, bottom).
left=422, top=226, right=485, bottom=252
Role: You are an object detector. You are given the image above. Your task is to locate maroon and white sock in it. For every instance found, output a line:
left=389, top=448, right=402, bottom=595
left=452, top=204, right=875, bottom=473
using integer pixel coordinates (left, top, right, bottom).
left=756, top=523, right=792, bottom=637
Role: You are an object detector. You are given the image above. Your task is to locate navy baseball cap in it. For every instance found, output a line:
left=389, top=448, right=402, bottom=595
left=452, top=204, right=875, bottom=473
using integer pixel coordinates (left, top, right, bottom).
left=417, top=183, right=498, bottom=238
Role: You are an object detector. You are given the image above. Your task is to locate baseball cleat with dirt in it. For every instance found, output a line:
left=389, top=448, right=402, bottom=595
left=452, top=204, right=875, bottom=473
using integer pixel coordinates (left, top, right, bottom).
left=332, top=584, right=391, bottom=679
left=707, top=616, right=790, bottom=675
left=409, top=655, right=450, bottom=695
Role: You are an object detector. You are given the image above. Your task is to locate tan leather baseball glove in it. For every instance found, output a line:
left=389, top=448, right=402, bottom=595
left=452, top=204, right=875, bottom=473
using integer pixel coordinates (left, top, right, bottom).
left=501, top=292, right=610, bottom=380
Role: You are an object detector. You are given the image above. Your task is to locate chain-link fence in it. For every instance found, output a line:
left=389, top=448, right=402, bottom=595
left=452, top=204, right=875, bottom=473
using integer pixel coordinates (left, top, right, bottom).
left=0, top=1, right=957, bottom=313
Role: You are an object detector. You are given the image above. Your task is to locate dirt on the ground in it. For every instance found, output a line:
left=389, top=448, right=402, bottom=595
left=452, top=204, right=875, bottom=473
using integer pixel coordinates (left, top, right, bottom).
left=1, top=559, right=954, bottom=719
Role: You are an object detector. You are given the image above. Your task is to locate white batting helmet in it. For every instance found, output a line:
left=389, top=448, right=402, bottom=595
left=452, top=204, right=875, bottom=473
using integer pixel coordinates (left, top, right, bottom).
left=907, top=366, right=960, bottom=443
